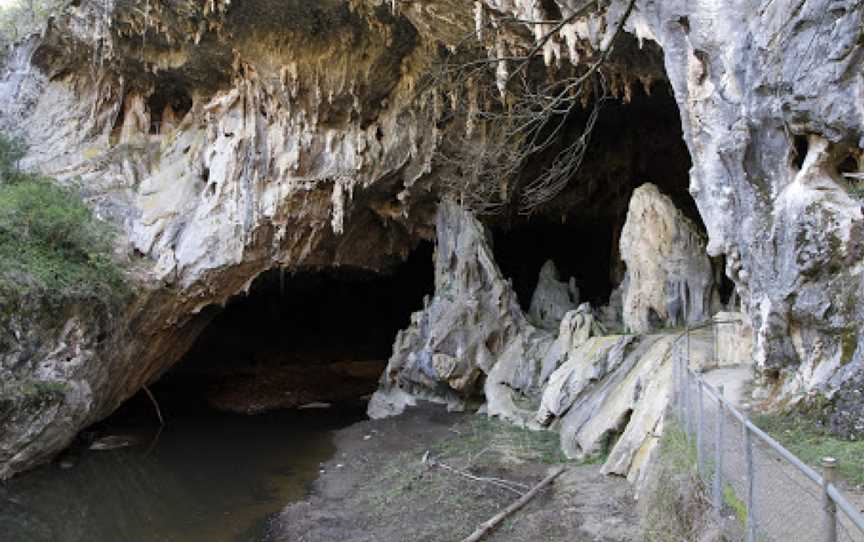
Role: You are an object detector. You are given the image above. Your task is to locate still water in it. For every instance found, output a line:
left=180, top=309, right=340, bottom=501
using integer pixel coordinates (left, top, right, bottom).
left=0, top=391, right=363, bottom=542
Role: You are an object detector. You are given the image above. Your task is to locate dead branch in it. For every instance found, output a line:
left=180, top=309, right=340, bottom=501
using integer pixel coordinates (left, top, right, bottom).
left=142, top=384, right=165, bottom=426
left=424, top=0, right=638, bottom=216
left=422, top=450, right=529, bottom=496
left=460, top=466, right=567, bottom=542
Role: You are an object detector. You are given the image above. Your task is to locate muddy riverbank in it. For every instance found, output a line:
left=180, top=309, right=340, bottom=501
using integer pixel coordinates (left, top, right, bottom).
left=269, top=404, right=639, bottom=542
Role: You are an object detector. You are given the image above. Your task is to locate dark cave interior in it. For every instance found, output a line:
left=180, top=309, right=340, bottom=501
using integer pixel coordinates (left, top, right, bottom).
left=142, top=241, right=434, bottom=415
left=488, top=80, right=731, bottom=314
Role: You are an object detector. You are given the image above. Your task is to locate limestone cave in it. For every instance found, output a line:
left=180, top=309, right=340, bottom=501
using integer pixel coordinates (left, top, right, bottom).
left=491, top=82, right=712, bottom=320
left=2, top=0, right=863, bottom=541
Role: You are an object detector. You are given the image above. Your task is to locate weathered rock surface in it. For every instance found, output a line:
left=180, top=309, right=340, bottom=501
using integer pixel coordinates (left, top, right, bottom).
left=375, top=200, right=684, bottom=484
left=620, top=182, right=716, bottom=333
left=368, top=199, right=529, bottom=417
left=528, top=260, right=579, bottom=329
left=0, top=0, right=445, bottom=478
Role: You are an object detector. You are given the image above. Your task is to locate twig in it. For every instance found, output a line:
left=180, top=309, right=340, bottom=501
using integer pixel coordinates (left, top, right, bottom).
left=142, top=384, right=164, bottom=426
left=422, top=451, right=529, bottom=495
left=460, top=466, right=567, bottom=542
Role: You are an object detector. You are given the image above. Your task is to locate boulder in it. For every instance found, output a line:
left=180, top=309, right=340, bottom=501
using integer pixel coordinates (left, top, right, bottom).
left=369, top=200, right=531, bottom=417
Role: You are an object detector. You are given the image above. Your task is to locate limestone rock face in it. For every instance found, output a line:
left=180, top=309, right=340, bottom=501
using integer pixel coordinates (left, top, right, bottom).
left=373, top=201, right=679, bottom=484
left=550, top=334, right=679, bottom=486
left=538, top=303, right=607, bottom=385
left=528, top=260, right=579, bottom=329
left=485, top=0, right=864, bottom=435
left=620, top=183, right=715, bottom=333
left=368, top=199, right=529, bottom=417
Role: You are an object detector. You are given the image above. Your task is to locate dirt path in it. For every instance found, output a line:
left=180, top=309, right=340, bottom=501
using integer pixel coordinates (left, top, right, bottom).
left=268, top=404, right=639, bottom=542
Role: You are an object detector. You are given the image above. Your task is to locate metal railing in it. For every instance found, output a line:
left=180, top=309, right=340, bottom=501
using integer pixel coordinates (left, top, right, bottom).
left=673, top=324, right=864, bottom=542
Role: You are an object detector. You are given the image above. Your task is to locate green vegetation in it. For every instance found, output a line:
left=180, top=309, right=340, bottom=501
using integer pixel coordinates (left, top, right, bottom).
left=430, top=415, right=575, bottom=465
left=0, top=132, right=127, bottom=307
left=640, top=420, right=717, bottom=542
left=753, top=411, right=864, bottom=488
left=723, top=484, right=748, bottom=525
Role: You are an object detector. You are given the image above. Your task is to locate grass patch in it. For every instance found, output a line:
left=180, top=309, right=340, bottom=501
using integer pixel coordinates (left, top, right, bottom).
left=753, top=411, right=864, bottom=488
left=430, top=415, right=570, bottom=465
left=0, top=133, right=127, bottom=309
left=723, top=484, right=747, bottom=525
left=640, top=419, right=717, bottom=542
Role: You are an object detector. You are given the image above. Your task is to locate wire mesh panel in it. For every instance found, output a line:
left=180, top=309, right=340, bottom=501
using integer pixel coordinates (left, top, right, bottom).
left=717, top=406, right=750, bottom=532
left=750, top=435, right=825, bottom=541
left=696, top=386, right=719, bottom=500
left=675, top=357, right=864, bottom=542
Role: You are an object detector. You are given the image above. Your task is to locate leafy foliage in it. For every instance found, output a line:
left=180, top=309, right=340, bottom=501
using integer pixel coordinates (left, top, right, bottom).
left=0, top=132, right=127, bottom=307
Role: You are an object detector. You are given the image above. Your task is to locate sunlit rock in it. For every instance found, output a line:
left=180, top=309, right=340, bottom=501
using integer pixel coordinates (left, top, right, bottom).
left=619, top=183, right=716, bottom=333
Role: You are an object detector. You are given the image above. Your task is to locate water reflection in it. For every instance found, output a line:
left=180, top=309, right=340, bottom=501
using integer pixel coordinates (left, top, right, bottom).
left=0, top=405, right=361, bottom=542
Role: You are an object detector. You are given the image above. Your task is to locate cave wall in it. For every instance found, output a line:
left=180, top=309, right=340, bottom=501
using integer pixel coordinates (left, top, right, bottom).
left=1, top=0, right=864, bottom=476
left=613, top=0, right=864, bottom=435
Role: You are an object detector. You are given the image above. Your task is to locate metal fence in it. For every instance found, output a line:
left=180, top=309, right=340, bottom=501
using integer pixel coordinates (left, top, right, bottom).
left=673, top=325, right=864, bottom=542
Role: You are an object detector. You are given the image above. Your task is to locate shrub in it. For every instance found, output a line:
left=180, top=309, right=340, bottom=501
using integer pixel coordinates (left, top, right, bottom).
left=0, top=133, right=127, bottom=308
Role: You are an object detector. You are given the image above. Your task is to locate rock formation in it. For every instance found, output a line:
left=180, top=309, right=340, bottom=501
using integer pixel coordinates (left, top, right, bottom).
left=374, top=199, right=687, bottom=484
left=368, top=199, right=529, bottom=417
left=0, top=0, right=863, bottom=476
left=619, top=182, right=716, bottom=332
left=528, top=260, right=579, bottom=329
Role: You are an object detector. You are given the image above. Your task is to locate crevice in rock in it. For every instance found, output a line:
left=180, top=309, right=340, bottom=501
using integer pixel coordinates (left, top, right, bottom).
left=792, top=134, right=809, bottom=170
left=146, top=79, right=192, bottom=135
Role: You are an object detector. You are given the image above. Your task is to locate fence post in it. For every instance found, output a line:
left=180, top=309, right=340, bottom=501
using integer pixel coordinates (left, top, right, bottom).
left=696, top=377, right=705, bottom=476
left=744, top=423, right=757, bottom=542
left=713, top=384, right=725, bottom=517
left=672, top=343, right=680, bottom=421
left=713, top=319, right=719, bottom=369
left=822, top=457, right=838, bottom=542
left=679, top=352, right=687, bottom=428
left=685, top=326, right=692, bottom=440
left=682, top=351, right=691, bottom=440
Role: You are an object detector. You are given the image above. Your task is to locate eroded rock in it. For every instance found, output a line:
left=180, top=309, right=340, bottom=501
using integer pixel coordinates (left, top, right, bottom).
left=2, top=0, right=864, bottom=477
left=620, top=183, right=716, bottom=333
left=528, top=260, right=579, bottom=329
left=369, top=199, right=529, bottom=417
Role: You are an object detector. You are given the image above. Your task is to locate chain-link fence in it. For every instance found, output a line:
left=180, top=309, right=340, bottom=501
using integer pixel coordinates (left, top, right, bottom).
left=673, top=325, right=864, bottom=542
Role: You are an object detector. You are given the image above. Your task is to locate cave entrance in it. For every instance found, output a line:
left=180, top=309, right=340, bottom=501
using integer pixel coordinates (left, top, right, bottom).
left=51, top=245, right=434, bottom=542
left=491, top=82, right=709, bottom=326
left=148, top=241, right=435, bottom=417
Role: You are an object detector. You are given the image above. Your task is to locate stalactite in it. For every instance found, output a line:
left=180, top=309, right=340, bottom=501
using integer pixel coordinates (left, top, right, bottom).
left=474, top=1, right=485, bottom=42
left=495, top=35, right=508, bottom=100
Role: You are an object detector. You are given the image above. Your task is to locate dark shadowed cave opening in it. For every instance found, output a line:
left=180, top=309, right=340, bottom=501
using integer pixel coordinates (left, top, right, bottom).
left=116, top=242, right=435, bottom=421
left=491, top=83, right=703, bottom=312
